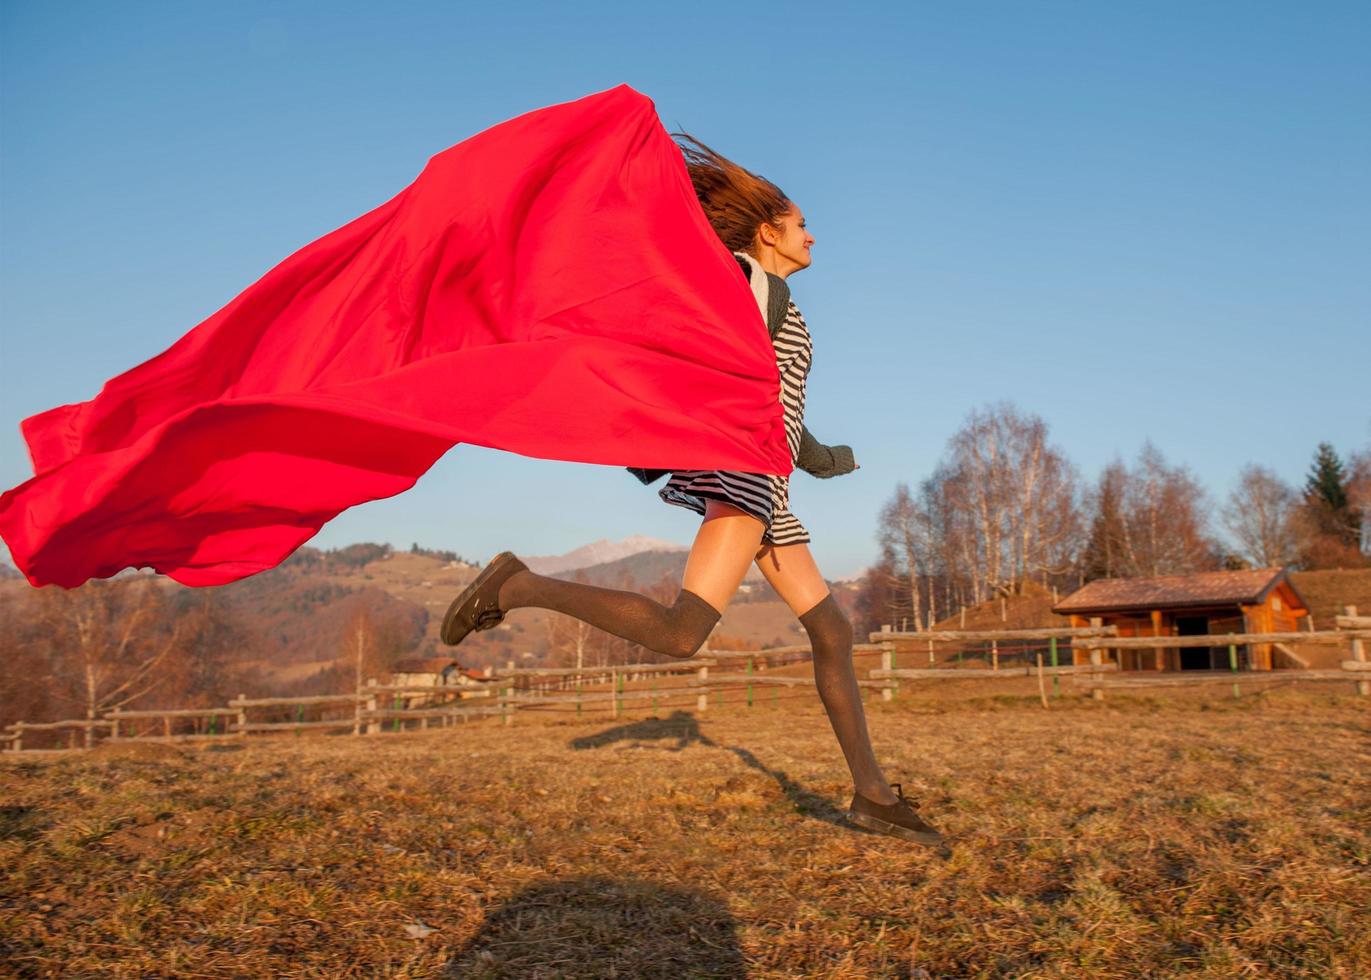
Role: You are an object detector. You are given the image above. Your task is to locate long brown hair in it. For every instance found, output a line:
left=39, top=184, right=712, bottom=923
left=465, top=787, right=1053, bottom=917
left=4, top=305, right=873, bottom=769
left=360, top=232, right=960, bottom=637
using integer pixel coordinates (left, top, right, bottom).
left=672, top=132, right=791, bottom=255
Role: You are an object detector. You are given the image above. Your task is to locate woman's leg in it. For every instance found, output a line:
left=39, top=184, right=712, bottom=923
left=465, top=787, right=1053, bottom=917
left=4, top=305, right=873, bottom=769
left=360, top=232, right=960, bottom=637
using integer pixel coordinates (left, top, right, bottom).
left=495, top=499, right=764, bottom=659
left=755, top=540, right=900, bottom=804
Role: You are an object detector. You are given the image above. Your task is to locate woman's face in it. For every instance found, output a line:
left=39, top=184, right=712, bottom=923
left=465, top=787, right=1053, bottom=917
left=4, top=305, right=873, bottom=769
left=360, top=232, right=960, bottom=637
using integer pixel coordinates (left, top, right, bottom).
left=758, top=207, right=814, bottom=276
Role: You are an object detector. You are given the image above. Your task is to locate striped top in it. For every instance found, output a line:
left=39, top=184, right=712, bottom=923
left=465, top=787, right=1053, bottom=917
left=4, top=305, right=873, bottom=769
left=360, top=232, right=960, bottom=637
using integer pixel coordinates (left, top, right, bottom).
left=656, top=295, right=814, bottom=544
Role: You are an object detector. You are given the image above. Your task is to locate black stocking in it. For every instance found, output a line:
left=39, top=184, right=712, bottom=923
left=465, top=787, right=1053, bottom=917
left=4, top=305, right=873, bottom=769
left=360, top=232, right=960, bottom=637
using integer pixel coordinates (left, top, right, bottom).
left=498, top=571, right=720, bottom=659
left=800, top=593, right=896, bottom=803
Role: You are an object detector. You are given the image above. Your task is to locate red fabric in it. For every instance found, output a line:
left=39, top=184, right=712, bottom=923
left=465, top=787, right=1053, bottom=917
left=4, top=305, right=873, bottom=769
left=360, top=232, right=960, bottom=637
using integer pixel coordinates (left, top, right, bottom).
left=0, top=84, right=791, bottom=588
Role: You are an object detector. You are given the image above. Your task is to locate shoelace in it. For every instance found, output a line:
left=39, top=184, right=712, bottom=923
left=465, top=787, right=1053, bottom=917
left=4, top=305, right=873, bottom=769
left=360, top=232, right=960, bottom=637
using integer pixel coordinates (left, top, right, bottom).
left=473, top=605, right=505, bottom=631
left=890, top=783, right=921, bottom=810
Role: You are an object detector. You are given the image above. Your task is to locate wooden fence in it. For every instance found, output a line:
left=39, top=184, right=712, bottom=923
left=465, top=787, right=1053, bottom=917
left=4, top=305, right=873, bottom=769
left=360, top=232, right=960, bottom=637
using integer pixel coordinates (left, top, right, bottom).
left=3, top=607, right=1367, bottom=753
left=867, top=603, right=1371, bottom=702
left=0, top=642, right=884, bottom=753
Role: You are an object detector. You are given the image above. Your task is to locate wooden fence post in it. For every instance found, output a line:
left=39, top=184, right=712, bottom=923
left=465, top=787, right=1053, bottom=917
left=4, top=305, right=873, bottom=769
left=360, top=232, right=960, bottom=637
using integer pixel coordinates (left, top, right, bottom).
left=881, top=640, right=894, bottom=702
left=611, top=670, right=619, bottom=719
left=1049, top=635, right=1060, bottom=697
left=237, top=694, right=248, bottom=739
left=696, top=664, right=708, bottom=713
left=365, top=678, right=379, bottom=735
left=1089, top=617, right=1105, bottom=702
left=1349, top=605, right=1368, bottom=697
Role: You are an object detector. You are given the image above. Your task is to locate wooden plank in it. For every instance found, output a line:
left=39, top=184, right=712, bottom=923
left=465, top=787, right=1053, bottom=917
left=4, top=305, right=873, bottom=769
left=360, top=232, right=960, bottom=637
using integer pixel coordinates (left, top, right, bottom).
left=484, top=661, right=718, bottom=678
left=359, top=705, right=511, bottom=721
left=869, top=664, right=1119, bottom=679
left=107, top=733, right=235, bottom=743
left=228, top=694, right=363, bottom=707
left=690, top=673, right=892, bottom=688
left=1342, top=660, right=1371, bottom=672
left=233, top=719, right=360, bottom=732
left=105, top=708, right=236, bottom=719
left=361, top=684, right=496, bottom=694
left=1086, top=669, right=1351, bottom=688
left=870, top=667, right=1027, bottom=678
left=495, top=688, right=698, bottom=707
left=869, top=627, right=1117, bottom=643
left=11, top=719, right=116, bottom=731
left=1335, top=615, right=1371, bottom=629
left=1075, top=630, right=1369, bottom=649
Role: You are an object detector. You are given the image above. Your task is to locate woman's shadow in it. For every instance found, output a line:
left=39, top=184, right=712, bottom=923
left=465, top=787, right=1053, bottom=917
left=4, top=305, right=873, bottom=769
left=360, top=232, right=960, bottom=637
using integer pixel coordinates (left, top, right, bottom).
left=444, top=874, right=746, bottom=978
left=568, top=709, right=844, bottom=823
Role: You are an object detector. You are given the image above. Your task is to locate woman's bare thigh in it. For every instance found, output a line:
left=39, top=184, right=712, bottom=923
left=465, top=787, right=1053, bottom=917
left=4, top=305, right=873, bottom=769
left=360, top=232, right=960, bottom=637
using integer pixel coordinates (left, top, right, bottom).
left=754, top=540, right=831, bottom=617
left=680, top=499, right=767, bottom=614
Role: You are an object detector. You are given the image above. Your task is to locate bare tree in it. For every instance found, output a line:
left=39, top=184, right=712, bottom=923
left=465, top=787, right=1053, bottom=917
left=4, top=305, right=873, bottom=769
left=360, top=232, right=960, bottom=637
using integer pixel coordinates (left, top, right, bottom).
left=346, top=606, right=380, bottom=694
left=1223, top=465, right=1299, bottom=567
left=876, top=483, right=925, bottom=630
left=32, top=577, right=188, bottom=744
left=875, top=403, right=1084, bottom=620
left=1114, top=442, right=1218, bottom=576
left=1351, top=441, right=1371, bottom=556
left=1082, top=462, right=1127, bottom=581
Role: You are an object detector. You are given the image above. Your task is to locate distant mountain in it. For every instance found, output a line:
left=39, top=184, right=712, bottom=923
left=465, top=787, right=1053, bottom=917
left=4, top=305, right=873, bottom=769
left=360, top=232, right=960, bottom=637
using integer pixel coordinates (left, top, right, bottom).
left=548, top=548, right=692, bottom=589
left=0, top=563, right=19, bottom=581
left=525, top=535, right=688, bottom=575
left=832, top=566, right=870, bottom=584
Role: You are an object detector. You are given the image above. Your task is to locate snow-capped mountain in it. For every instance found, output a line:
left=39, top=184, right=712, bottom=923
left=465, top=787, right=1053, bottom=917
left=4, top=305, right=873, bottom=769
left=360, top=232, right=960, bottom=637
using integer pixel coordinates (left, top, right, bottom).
left=523, top=535, right=689, bottom=575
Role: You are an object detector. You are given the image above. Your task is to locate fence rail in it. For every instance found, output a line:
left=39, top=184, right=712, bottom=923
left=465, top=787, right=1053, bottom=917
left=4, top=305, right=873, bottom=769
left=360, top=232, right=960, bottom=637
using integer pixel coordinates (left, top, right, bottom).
left=5, top=607, right=1367, bottom=753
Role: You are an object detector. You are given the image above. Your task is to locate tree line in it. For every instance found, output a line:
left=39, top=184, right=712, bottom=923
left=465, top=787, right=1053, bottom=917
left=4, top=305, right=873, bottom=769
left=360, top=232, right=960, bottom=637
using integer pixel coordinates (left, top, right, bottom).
left=854, top=401, right=1370, bottom=634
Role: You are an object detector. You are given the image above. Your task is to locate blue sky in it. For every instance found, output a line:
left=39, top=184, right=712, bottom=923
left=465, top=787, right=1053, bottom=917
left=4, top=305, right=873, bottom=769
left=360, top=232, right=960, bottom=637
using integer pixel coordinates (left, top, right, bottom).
left=2, top=1, right=1367, bottom=581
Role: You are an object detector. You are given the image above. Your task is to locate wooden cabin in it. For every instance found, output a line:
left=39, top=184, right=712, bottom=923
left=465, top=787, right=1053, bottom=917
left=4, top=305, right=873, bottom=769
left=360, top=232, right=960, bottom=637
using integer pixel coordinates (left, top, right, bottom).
left=1053, top=567, right=1309, bottom=671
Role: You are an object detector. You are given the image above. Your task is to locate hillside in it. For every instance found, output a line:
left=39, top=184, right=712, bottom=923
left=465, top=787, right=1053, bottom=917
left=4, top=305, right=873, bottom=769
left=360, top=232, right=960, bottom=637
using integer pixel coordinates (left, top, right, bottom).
left=0, top=541, right=853, bottom=700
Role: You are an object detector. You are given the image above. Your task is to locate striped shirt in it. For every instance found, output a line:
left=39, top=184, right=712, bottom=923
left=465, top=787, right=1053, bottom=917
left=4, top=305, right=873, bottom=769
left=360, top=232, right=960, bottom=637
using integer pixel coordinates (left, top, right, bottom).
left=658, top=297, right=813, bottom=546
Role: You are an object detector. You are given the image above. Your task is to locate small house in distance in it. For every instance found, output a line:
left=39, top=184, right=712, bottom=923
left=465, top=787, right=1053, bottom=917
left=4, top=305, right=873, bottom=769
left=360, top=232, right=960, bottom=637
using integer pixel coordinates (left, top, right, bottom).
left=390, top=658, right=491, bottom=688
left=1053, top=567, right=1309, bottom=671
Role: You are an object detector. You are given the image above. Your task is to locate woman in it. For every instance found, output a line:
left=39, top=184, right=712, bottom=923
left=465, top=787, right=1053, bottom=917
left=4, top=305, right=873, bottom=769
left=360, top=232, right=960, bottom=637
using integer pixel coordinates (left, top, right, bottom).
left=441, top=136, right=944, bottom=850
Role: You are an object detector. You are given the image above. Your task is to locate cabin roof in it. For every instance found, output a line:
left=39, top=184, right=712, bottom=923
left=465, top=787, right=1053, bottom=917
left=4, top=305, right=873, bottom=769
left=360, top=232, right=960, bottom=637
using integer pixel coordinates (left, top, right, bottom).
left=1053, top=567, right=1307, bottom=614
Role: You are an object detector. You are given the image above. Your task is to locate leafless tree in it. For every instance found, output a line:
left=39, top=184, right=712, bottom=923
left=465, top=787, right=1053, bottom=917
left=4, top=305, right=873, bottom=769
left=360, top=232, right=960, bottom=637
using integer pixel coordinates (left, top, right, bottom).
left=1113, top=442, right=1218, bottom=576
left=31, top=577, right=188, bottom=744
left=1222, top=465, right=1299, bottom=567
left=1349, top=440, right=1371, bottom=556
left=873, top=403, right=1084, bottom=622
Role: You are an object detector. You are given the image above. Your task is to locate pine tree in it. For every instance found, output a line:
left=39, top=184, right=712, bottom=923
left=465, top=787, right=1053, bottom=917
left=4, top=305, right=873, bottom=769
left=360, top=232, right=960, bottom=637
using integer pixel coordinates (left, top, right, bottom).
left=1299, top=442, right=1363, bottom=564
left=1305, top=442, right=1349, bottom=513
left=1081, top=462, right=1126, bottom=581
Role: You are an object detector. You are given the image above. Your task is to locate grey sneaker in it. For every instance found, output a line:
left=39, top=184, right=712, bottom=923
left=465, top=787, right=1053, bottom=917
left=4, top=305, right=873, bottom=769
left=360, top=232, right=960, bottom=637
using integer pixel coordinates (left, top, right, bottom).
left=845, top=783, right=947, bottom=849
left=440, top=551, right=528, bottom=646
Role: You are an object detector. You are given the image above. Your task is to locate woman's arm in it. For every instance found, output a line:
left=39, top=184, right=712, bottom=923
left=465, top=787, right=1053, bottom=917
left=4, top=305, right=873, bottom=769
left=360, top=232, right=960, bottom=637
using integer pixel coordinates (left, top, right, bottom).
left=796, top=426, right=856, bottom=478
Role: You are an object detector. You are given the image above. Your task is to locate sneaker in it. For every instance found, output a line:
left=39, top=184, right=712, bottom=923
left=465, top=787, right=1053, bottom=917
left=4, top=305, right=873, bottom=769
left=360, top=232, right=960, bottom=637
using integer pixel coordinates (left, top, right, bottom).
left=440, top=551, right=528, bottom=646
left=845, top=782, right=947, bottom=849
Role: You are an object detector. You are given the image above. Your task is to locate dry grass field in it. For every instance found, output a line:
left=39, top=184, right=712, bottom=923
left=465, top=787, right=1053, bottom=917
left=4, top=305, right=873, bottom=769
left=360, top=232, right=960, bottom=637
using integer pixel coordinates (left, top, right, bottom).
left=2, top=689, right=1367, bottom=978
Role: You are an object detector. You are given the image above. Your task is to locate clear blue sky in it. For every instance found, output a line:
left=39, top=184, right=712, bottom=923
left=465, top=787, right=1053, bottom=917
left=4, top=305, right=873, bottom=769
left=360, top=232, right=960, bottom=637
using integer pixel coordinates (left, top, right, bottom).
left=2, top=1, right=1368, bottom=580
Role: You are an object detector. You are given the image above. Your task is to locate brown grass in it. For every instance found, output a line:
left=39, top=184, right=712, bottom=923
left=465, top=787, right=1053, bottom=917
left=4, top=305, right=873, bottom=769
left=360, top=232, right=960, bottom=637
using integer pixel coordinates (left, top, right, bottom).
left=2, top=689, right=1367, bottom=978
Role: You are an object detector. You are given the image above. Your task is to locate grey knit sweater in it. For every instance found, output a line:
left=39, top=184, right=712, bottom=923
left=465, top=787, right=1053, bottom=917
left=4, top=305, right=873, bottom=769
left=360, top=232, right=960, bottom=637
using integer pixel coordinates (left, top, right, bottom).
left=627, top=256, right=855, bottom=485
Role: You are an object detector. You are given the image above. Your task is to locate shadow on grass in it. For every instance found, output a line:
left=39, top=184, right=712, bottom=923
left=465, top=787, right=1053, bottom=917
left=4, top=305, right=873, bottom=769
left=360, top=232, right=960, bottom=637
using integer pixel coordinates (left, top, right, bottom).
left=444, top=874, right=746, bottom=978
left=569, top=711, right=848, bottom=826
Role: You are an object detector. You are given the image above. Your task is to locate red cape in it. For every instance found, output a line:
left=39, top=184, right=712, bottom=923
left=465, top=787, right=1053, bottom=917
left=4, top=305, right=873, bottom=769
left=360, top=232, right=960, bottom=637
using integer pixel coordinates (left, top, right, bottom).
left=0, top=84, right=791, bottom=588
